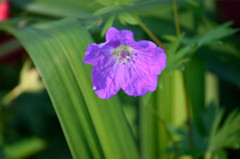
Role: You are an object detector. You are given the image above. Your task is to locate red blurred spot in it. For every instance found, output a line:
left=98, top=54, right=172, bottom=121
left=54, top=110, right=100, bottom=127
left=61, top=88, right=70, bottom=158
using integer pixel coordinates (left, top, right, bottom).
left=0, top=0, right=10, bottom=21
left=0, top=1, right=25, bottom=65
left=122, top=53, right=126, bottom=59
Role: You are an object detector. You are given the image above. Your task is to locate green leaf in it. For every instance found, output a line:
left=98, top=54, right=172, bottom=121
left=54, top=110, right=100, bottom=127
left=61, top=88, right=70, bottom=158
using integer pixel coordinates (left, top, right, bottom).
left=184, top=22, right=239, bottom=48
left=209, top=109, right=224, bottom=145
left=167, top=34, right=184, bottom=56
left=95, top=0, right=118, bottom=6
left=171, top=45, right=192, bottom=62
left=0, top=18, right=34, bottom=30
left=101, top=15, right=115, bottom=37
left=213, top=150, right=228, bottom=159
left=3, top=137, right=46, bottom=159
left=118, top=12, right=138, bottom=25
left=197, top=41, right=240, bottom=85
left=94, top=6, right=119, bottom=16
left=166, top=35, right=193, bottom=71
left=11, top=0, right=95, bottom=18
left=209, top=109, right=240, bottom=151
left=185, top=56, right=205, bottom=134
left=140, top=71, right=187, bottom=159
left=96, top=0, right=136, bottom=7
left=8, top=18, right=139, bottom=159
left=197, top=22, right=238, bottom=47
left=0, top=38, right=22, bottom=58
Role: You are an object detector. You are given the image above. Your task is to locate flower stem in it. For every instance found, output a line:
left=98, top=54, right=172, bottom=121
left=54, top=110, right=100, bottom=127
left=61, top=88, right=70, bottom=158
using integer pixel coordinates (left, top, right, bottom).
left=173, top=0, right=195, bottom=151
left=132, top=14, right=167, bottom=51
left=148, top=103, right=180, bottom=158
left=173, top=0, right=181, bottom=37
left=134, top=12, right=179, bottom=157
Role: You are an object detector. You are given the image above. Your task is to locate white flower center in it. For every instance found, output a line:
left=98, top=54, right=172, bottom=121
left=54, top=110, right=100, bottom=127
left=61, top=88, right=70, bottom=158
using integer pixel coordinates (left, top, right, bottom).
left=113, top=45, right=137, bottom=64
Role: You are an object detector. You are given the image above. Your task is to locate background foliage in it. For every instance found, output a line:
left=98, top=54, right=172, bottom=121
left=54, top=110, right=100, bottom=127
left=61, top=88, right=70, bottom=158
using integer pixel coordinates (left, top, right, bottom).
left=0, top=0, right=239, bottom=159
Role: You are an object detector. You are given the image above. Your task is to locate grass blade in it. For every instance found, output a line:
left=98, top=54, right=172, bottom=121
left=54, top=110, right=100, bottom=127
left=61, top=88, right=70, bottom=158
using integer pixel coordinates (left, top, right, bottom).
left=9, top=18, right=139, bottom=159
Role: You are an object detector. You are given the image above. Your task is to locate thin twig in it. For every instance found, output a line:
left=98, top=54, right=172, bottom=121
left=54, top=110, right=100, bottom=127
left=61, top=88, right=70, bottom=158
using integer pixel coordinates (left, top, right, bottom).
left=132, top=14, right=167, bottom=51
left=173, top=0, right=181, bottom=36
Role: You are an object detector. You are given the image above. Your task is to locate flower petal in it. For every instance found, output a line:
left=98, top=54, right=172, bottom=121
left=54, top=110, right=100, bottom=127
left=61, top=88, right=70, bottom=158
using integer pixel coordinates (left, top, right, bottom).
left=129, top=40, right=157, bottom=49
left=121, top=62, right=158, bottom=96
left=82, top=44, right=102, bottom=65
left=82, top=41, right=120, bottom=65
left=83, top=28, right=167, bottom=99
left=106, top=27, right=135, bottom=44
left=105, top=27, right=119, bottom=41
left=91, top=56, right=121, bottom=99
left=119, top=30, right=134, bottom=44
left=129, top=41, right=167, bottom=75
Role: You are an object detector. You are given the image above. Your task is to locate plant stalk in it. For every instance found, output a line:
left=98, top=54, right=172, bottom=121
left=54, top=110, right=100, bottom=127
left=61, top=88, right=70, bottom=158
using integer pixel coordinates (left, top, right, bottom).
left=132, top=14, right=167, bottom=51
left=173, top=0, right=181, bottom=37
left=148, top=103, right=180, bottom=158
left=182, top=73, right=194, bottom=149
left=173, top=0, right=195, bottom=151
left=2, top=85, right=22, bottom=106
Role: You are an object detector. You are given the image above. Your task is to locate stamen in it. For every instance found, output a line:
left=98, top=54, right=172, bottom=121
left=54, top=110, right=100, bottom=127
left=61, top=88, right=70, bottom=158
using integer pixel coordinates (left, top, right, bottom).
left=112, top=45, right=138, bottom=64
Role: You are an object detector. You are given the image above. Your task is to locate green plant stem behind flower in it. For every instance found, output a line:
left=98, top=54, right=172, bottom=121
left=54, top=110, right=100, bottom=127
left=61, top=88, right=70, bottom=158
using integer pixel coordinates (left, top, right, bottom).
left=132, top=14, right=167, bottom=51
left=173, top=0, right=195, bottom=152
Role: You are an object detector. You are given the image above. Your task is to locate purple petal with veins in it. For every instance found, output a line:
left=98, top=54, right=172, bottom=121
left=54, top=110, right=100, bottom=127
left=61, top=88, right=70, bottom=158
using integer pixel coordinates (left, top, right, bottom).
left=83, top=27, right=167, bottom=99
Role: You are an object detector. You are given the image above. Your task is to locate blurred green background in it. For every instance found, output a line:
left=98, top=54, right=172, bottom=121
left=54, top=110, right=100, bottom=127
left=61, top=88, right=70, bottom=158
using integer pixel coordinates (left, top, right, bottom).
left=0, top=0, right=239, bottom=159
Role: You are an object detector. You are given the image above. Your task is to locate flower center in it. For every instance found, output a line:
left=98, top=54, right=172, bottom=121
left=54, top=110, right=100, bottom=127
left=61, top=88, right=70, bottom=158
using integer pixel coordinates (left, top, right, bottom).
left=113, top=45, right=137, bottom=64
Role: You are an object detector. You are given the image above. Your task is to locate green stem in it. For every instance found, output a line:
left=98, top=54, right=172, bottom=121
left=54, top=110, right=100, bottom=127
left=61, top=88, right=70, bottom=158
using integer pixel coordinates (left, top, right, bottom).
left=133, top=13, right=180, bottom=157
left=0, top=102, right=3, bottom=144
left=132, top=14, right=167, bottom=51
left=2, top=85, right=22, bottom=106
left=173, top=0, right=195, bottom=151
left=182, top=72, right=194, bottom=149
left=148, top=103, right=180, bottom=158
left=173, top=0, right=181, bottom=36
left=205, top=151, right=212, bottom=159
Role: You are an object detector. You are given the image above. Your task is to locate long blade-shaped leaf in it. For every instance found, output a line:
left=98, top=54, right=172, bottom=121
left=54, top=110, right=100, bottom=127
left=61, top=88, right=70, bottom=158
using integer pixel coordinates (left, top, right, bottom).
left=8, top=18, right=139, bottom=159
left=140, top=71, right=187, bottom=159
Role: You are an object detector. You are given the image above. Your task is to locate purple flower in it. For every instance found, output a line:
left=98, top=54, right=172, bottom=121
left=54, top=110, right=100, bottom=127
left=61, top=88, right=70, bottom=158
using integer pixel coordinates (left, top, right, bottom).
left=83, top=27, right=166, bottom=99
